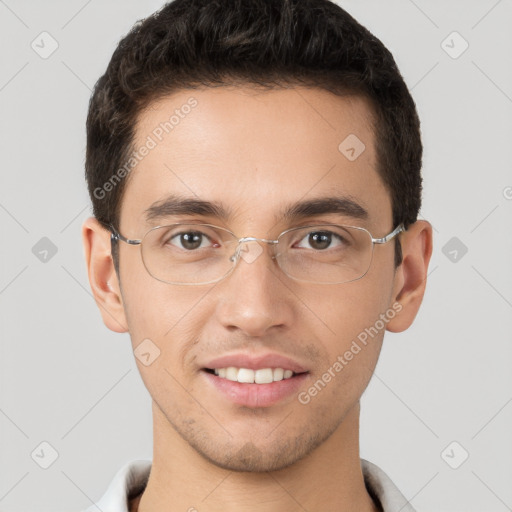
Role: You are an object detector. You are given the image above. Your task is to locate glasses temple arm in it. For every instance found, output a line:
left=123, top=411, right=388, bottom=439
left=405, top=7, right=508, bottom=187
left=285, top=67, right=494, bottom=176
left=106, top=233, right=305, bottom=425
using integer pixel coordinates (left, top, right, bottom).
left=372, top=223, right=405, bottom=244
left=109, top=224, right=142, bottom=245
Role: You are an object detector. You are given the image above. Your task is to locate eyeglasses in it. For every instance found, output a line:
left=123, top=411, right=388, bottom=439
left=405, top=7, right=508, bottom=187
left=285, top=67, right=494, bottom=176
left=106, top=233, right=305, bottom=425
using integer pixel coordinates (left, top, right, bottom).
left=110, top=222, right=404, bottom=285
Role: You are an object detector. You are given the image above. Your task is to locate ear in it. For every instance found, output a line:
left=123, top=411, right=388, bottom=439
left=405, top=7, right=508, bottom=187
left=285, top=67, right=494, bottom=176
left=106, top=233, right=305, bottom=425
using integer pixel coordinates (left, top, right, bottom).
left=386, top=220, right=433, bottom=333
left=81, top=217, right=128, bottom=333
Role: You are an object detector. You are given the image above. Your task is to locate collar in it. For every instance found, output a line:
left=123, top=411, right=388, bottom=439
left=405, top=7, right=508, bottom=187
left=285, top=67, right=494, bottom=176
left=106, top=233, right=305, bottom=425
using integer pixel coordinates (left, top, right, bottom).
left=83, top=458, right=416, bottom=512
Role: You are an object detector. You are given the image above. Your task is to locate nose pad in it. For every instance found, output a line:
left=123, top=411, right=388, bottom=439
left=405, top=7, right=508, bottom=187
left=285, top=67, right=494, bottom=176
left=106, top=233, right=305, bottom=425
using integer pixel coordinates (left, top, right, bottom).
left=229, top=248, right=239, bottom=263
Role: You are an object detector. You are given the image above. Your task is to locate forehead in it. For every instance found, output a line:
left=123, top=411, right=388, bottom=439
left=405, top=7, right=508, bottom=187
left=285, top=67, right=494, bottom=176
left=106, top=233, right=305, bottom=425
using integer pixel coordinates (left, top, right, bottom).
left=121, top=86, right=392, bottom=233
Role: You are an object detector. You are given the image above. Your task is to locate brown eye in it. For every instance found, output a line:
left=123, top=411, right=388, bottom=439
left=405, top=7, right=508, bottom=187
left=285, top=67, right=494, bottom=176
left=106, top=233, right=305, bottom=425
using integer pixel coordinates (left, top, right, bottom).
left=308, top=232, right=332, bottom=250
left=296, top=231, right=345, bottom=251
left=170, top=231, right=209, bottom=250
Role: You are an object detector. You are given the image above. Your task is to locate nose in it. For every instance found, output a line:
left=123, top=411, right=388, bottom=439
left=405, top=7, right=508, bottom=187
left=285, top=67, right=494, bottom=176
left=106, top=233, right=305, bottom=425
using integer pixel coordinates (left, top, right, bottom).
left=214, top=240, right=294, bottom=337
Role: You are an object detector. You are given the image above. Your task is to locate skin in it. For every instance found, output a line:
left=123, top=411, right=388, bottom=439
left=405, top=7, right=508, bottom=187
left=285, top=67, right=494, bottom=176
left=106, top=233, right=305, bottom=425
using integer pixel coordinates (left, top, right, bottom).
left=82, top=86, right=432, bottom=512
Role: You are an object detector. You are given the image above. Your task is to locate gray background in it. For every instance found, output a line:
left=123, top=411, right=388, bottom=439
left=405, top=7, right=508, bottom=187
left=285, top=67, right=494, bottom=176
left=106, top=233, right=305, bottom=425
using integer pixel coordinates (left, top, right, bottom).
left=0, top=1, right=511, bottom=511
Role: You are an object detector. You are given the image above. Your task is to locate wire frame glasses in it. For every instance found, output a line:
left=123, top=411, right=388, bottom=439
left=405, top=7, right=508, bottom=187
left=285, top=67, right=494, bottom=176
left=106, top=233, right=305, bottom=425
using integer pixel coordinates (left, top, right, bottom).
left=110, top=222, right=405, bottom=285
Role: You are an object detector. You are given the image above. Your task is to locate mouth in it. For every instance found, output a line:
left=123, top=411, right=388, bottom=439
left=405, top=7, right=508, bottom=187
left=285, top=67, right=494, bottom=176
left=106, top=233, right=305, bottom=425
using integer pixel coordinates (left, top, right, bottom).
left=200, top=367, right=310, bottom=408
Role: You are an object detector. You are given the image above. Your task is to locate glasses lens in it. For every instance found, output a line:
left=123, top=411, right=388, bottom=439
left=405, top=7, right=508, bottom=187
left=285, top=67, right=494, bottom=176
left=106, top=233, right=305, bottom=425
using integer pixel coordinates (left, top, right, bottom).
left=141, top=224, right=237, bottom=284
left=277, top=225, right=373, bottom=284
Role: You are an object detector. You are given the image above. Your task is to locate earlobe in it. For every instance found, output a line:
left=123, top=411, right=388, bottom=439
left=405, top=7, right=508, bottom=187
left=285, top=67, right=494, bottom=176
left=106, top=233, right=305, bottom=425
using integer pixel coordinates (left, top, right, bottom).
left=82, top=217, right=128, bottom=333
left=386, top=220, right=433, bottom=333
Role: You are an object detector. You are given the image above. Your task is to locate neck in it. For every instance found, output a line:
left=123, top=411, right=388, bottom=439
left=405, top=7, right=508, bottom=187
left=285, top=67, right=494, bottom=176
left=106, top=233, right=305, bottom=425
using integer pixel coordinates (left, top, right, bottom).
left=135, top=401, right=378, bottom=512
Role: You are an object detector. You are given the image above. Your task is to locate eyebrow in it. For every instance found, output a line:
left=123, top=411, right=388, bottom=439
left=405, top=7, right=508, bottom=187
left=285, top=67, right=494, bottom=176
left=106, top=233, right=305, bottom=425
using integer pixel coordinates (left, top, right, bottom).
left=145, top=195, right=232, bottom=222
left=144, top=194, right=368, bottom=223
left=280, top=196, right=368, bottom=222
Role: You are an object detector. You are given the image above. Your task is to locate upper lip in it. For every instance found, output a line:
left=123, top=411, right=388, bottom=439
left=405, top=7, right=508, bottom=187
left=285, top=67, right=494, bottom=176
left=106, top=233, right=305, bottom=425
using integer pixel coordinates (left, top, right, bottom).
left=202, top=352, right=309, bottom=373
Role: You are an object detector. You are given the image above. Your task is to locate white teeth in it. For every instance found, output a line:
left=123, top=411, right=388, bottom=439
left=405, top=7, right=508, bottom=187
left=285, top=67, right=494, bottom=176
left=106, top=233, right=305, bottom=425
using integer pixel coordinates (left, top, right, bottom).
left=211, top=367, right=297, bottom=383
left=226, top=367, right=238, bottom=381
left=237, top=368, right=255, bottom=383
left=273, top=368, right=284, bottom=381
left=255, top=368, right=273, bottom=384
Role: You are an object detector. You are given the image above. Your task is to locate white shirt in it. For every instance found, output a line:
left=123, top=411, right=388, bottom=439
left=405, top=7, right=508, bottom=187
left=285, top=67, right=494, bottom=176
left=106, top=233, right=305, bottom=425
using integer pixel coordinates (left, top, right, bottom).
left=84, top=459, right=416, bottom=512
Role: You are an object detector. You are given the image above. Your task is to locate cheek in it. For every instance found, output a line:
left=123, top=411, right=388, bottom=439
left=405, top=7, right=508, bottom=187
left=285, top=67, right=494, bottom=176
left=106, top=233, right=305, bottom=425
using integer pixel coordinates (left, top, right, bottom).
left=120, top=245, right=204, bottom=335
left=300, top=268, right=394, bottom=387
left=297, top=290, right=387, bottom=413
left=120, top=278, right=209, bottom=398
left=118, top=248, right=215, bottom=378
left=306, top=272, right=392, bottom=344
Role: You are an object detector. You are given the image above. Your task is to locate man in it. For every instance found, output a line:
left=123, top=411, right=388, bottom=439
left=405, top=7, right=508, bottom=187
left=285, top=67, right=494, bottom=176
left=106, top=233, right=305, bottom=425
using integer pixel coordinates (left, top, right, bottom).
left=82, top=0, right=432, bottom=510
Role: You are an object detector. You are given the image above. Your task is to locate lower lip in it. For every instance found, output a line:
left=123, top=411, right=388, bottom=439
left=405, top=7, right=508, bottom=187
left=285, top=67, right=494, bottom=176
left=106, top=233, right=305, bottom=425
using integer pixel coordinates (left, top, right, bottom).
left=201, top=370, right=309, bottom=408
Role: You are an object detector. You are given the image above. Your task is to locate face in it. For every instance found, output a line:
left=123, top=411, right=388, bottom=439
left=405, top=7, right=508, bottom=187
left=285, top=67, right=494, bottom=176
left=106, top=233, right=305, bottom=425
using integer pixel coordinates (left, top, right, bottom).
left=101, top=86, right=406, bottom=471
